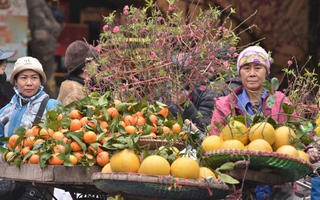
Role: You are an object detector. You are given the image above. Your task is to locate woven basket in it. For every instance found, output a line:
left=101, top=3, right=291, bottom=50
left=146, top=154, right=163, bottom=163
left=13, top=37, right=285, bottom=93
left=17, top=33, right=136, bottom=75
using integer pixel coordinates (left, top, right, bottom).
left=92, top=172, right=233, bottom=200
left=138, top=137, right=185, bottom=151
left=203, top=149, right=313, bottom=183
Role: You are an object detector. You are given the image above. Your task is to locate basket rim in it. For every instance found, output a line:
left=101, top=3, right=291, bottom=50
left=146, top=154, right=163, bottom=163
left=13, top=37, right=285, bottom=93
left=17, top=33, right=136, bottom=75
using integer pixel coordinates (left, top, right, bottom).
left=92, top=172, right=233, bottom=191
left=138, top=138, right=185, bottom=150
left=203, top=149, right=314, bottom=169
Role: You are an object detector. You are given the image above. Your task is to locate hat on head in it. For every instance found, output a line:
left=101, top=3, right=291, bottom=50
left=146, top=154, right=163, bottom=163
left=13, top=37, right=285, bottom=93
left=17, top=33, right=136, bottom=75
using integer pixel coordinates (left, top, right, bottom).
left=10, top=56, right=46, bottom=85
left=64, top=40, right=98, bottom=74
left=236, top=46, right=273, bottom=74
left=0, top=49, right=14, bottom=60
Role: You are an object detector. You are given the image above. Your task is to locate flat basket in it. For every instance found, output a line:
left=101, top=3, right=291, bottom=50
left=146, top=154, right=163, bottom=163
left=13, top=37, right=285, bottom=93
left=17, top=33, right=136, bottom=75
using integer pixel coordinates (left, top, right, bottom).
left=138, top=137, right=185, bottom=151
left=203, top=149, right=313, bottom=184
left=92, top=172, right=234, bottom=200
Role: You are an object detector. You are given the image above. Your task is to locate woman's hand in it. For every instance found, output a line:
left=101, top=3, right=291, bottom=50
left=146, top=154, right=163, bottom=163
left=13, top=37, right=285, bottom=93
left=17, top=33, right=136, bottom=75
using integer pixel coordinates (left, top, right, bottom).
left=306, top=147, right=320, bottom=163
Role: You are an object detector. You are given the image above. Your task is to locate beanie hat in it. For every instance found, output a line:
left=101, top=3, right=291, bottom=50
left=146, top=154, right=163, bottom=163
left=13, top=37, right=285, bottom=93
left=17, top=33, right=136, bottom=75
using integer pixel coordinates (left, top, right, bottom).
left=236, top=46, right=273, bottom=74
left=10, top=56, right=46, bottom=85
left=64, top=40, right=98, bottom=74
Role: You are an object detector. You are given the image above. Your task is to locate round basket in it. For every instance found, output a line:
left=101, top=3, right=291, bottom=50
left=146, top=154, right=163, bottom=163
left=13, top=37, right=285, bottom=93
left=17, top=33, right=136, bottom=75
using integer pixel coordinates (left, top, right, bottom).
left=203, top=149, right=313, bottom=184
left=92, top=172, right=234, bottom=200
left=138, top=137, right=185, bottom=151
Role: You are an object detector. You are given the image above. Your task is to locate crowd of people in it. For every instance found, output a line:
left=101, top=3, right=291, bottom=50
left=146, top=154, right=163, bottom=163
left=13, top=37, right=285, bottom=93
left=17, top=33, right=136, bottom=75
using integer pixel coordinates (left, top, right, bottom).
left=0, top=43, right=319, bottom=199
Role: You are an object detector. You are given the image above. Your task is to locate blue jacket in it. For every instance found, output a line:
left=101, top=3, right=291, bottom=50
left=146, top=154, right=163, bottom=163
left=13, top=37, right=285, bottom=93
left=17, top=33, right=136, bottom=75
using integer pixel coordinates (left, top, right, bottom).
left=0, top=91, right=61, bottom=138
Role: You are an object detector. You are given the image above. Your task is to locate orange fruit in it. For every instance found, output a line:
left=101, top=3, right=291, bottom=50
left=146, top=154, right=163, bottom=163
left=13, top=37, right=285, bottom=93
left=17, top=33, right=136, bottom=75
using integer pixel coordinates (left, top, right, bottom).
left=123, top=115, right=137, bottom=126
left=48, top=153, right=64, bottom=165
left=220, top=120, right=249, bottom=145
left=110, top=149, right=140, bottom=173
left=170, top=157, right=200, bottom=179
left=114, top=99, right=122, bottom=107
left=70, top=119, right=82, bottom=132
left=70, top=141, right=82, bottom=152
left=25, top=129, right=34, bottom=137
left=198, top=167, right=217, bottom=180
left=52, top=131, right=65, bottom=141
left=272, top=126, right=297, bottom=151
left=107, top=107, right=119, bottom=118
left=57, top=114, right=63, bottom=121
left=80, top=117, right=89, bottom=126
left=125, top=125, right=137, bottom=134
left=249, top=122, right=275, bottom=145
left=21, top=146, right=30, bottom=158
left=83, top=131, right=97, bottom=144
left=96, top=151, right=110, bottom=167
left=34, top=139, right=45, bottom=146
left=53, top=144, right=66, bottom=153
left=157, top=106, right=169, bottom=118
left=136, top=116, right=146, bottom=126
left=162, top=126, right=171, bottom=134
left=73, top=151, right=84, bottom=161
left=39, top=128, right=50, bottom=139
left=101, top=163, right=112, bottom=173
left=5, top=151, right=15, bottom=162
left=219, top=139, right=245, bottom=150
left=8, top=134, right=19, bottom=148
left=138, top=155, right=170, bottom=175
left=149, top=114, right=158, bottom=124
left=99, top=120, right=108, bottom=129
left=201, top=135, right=223, bottom=152
left=246, top=139, right=273, bottom=152
left=69, top=109, right=82, bottom=120
left=297, top=150, right=310, bottom=162
left=29, top=154, right=40, bottom=164
left=69, top=154, right=78, bottom=165
left=276, top=145, right=299, bottom=157
left=172, top=123, right=181, bottom=134
left=25, top=136, right=35, bottom=148
left=32, top=126, right=40, bottom=136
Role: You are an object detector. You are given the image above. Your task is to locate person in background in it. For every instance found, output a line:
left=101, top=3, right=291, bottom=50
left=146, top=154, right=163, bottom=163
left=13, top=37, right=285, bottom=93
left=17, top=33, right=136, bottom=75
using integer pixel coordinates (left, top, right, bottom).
left=57, top=40, right=98, bottom=106
left=0, top=56, right=61, bottom=200
left=0, top=49, right=14, bottom=107
left=169, top=45, right=242, bottom=132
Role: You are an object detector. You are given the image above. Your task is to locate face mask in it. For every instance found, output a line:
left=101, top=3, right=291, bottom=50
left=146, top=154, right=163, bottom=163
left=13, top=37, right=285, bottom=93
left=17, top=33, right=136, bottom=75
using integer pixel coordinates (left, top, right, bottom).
left=0, top=73, right=7, bottom=84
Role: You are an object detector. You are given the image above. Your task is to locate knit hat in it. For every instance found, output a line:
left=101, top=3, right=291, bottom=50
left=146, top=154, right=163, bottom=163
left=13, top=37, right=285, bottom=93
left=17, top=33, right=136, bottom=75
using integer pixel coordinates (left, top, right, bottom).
left=10, top=56, right=46, bottom=85
left=0, top=49, right=14, bottom=60
left=64, top=40, right=98, bottom=74
left=236, top=46, right=273, bottom=74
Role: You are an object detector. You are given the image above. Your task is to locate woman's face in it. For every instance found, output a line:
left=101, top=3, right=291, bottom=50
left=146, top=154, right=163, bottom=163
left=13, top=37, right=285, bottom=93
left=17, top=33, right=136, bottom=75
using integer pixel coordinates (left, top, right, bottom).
left=240, top=63, right=267, bottom=91
left=15, top=69, right=41, bottom=97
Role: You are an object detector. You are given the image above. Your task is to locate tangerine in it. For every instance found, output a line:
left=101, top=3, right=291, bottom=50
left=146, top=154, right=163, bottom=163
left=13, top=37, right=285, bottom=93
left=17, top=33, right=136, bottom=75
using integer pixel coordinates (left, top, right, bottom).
left=172, top=123, right=181, bottom=134
left=48, top=153, right=64, bottom=165
left=83, top=131, right=97, bottom=144
left=70, top=119, right=82, bottom=132
left=96, top=151, right=110, bottom=167
left=69, top=109, right=82, bottom=120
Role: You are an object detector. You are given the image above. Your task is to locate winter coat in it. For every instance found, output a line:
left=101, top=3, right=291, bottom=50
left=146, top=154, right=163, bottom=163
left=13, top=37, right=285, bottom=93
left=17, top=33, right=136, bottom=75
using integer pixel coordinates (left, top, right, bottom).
left=210, top=86, right=297, bottom=135
left=0, top=91, right=61, bottom=138
left=57, top=80, right=85, bottom=106
left=178, top=78, right=242, bottom=131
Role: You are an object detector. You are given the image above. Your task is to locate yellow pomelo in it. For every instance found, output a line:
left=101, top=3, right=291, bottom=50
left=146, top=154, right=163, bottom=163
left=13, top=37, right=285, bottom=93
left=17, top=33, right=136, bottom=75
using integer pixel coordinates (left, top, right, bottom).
left=101, top=163, right=112, bottom=173
left=246, top=139, right=273, bottom=152
left=219, top=139, right=245, bottom=150
left=249, top=122, right=275, bottom=145
left=276, top=145, right=299, bottom=157
left=220, top=121, right=249, bottom=145
left=110, top=149, right=140, bottom=173
left=198, top=167, right=217, bottom=181
left=138, top=155, right=170, bottom=175
left=272, top=126, right=297, bottom=151
left=201, top=135, right=223, bottom=152
left=297, top=150, right=310, bottom=162
left=170, top=157, right=200, bottom=179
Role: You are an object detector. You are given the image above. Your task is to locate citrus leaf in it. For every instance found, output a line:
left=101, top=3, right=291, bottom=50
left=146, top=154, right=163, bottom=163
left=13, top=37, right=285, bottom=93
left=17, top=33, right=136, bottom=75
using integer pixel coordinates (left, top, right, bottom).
left=216, top=162, right=235, bottom=171
left=218, top=173, right=239, bottom=184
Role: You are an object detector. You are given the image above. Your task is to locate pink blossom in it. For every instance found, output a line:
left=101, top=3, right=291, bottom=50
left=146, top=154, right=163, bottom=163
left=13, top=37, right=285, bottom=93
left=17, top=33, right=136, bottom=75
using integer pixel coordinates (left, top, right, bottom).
left=233, top=53, right=239, bottom=57
left=157, top=17, right=163, bottom=21
left=103, top=24, right=108, bottom=32
left=223, top=61, right=229, bottom=67
left=95, top=46, right=101, bottom=52
left=199, top=85, right=206, bottom=91
left=123, top=10, right=129, bottom=15
left=151, top=52, right=157, bottom=59
left=287, top=60, right=293, bottom=66
left=190, top=31, right=194, bottom=37
left=168, top=3, right=174, bottom=11
left=112, top=26, right=120, bottom=33
left=224, top=29, right=230, bottom=34
left=209, top=55, right=215, bottom=59
left=132, top=18, right=138, bottom=23
left=230, top=46, right=236, bottom=51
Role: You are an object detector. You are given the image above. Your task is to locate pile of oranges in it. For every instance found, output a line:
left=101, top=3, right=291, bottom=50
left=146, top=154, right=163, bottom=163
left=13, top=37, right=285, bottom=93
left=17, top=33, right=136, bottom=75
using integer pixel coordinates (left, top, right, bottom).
left=2, top=94, right=186, bottom=169
left=201, top=120, right=310, bottom=162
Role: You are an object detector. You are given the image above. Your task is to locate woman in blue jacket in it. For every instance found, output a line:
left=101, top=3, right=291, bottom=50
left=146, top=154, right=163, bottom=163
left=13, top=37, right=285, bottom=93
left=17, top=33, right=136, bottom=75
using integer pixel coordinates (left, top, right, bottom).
left=0, top=56, right=61, bottom=138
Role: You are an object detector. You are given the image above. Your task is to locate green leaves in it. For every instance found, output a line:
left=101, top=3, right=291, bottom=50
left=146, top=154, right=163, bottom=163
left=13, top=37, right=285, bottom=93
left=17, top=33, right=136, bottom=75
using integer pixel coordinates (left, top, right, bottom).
left=214, top=162, right=239, bottom=184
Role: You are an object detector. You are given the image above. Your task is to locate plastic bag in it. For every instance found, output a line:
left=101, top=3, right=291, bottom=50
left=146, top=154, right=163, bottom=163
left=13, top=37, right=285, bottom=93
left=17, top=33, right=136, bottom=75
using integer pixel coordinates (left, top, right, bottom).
left=311, top=177, right=320, bottom=200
